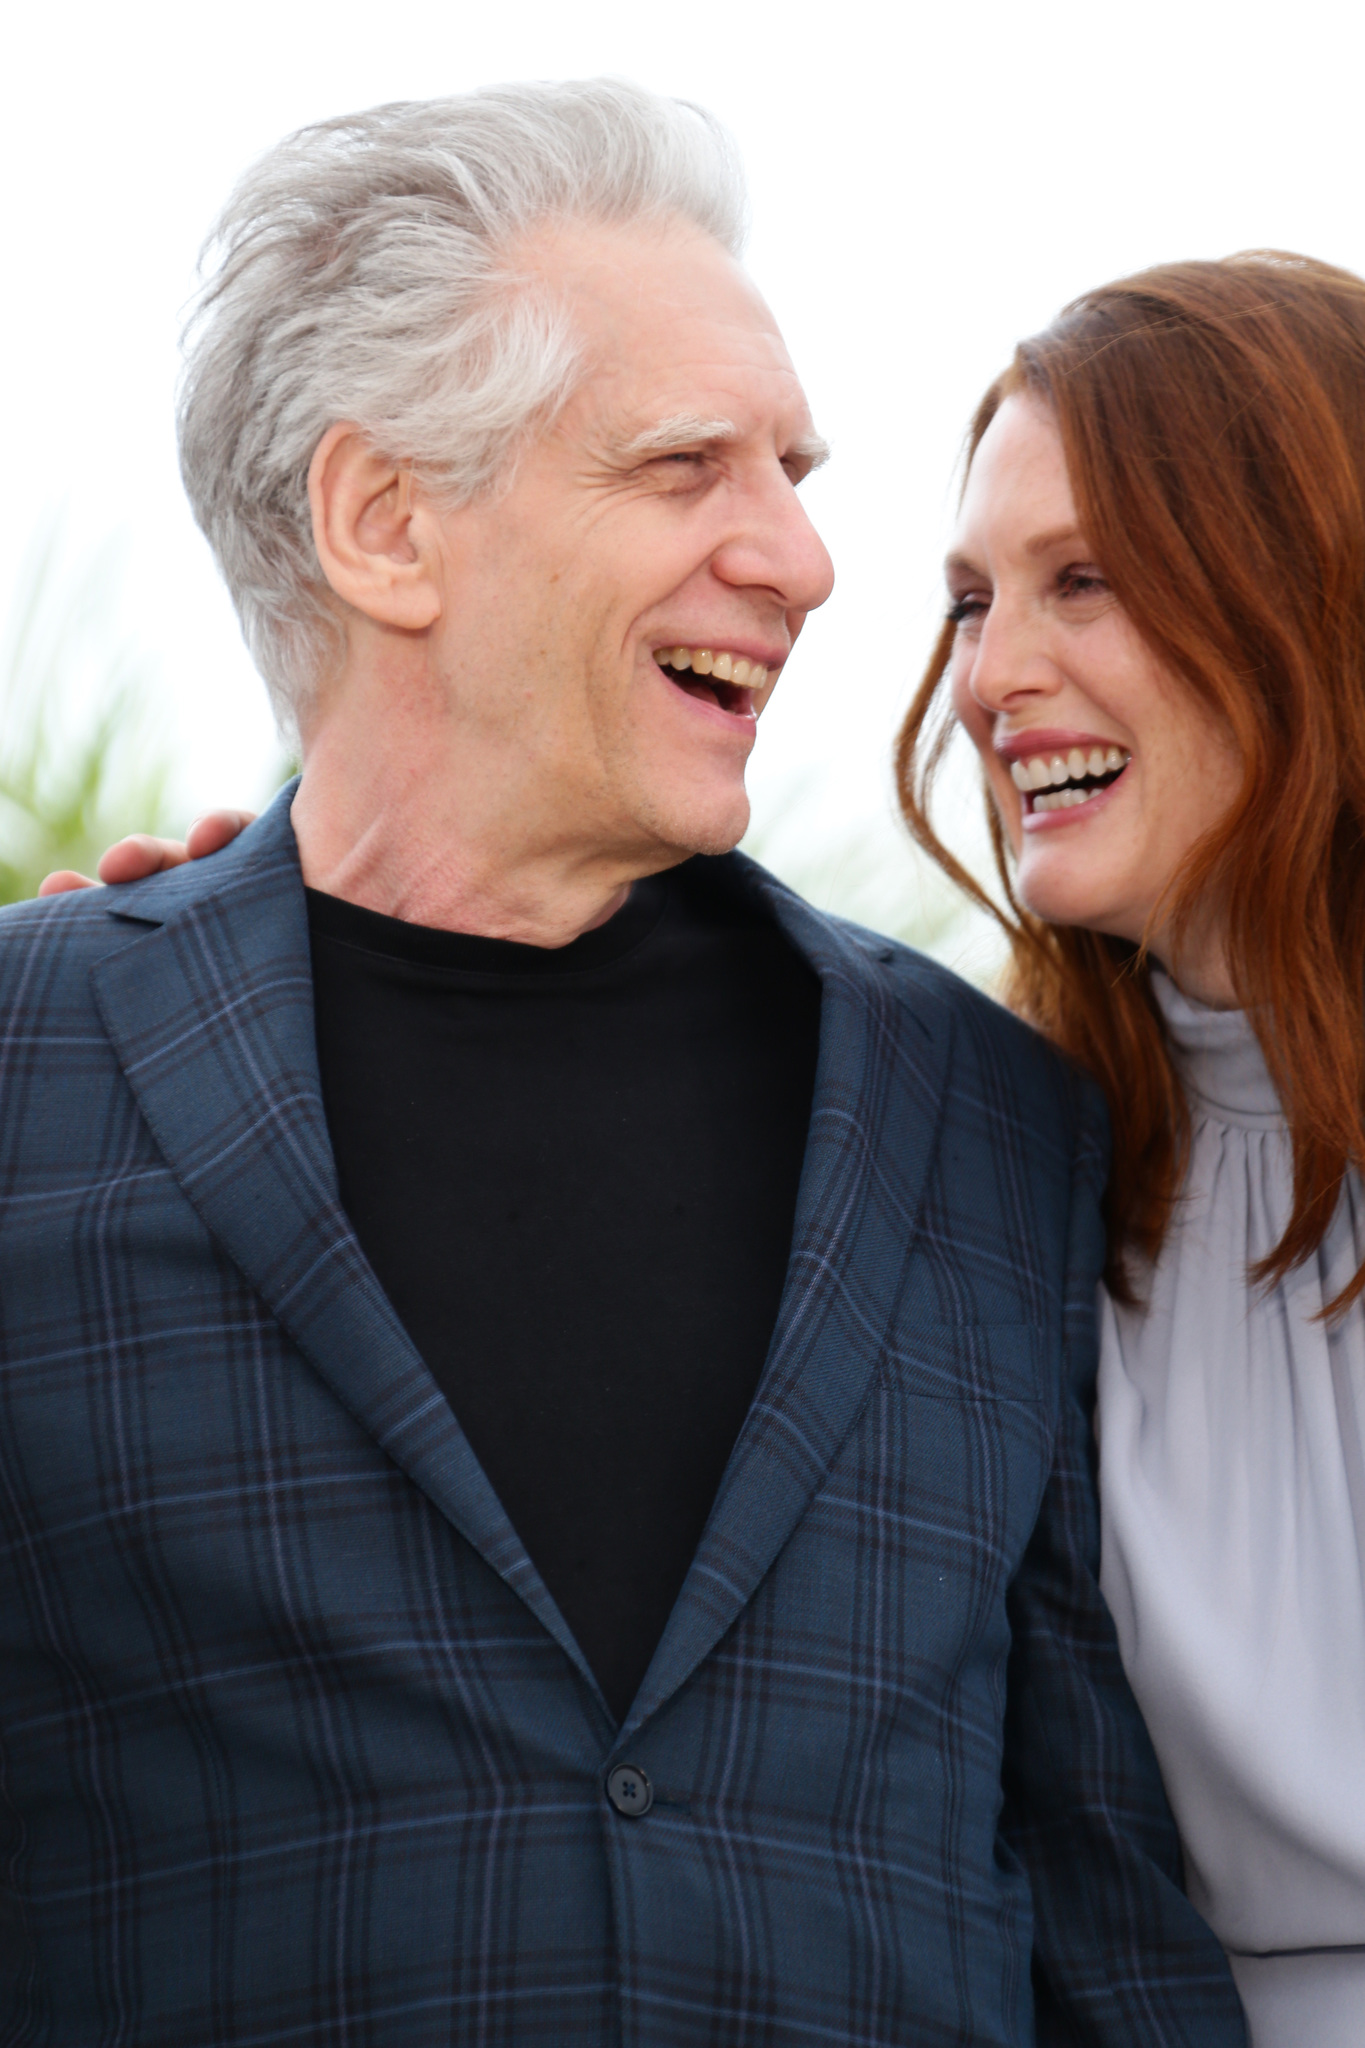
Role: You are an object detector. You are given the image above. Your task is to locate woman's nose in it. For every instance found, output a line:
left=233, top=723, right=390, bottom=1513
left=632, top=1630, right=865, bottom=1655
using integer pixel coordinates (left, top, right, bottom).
left=966, top=599, right=1062, bottom=714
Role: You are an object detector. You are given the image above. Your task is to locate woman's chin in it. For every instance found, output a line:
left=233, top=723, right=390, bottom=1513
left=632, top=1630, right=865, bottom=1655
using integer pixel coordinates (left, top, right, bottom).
left=1015, top=862, right=1139, bottom=941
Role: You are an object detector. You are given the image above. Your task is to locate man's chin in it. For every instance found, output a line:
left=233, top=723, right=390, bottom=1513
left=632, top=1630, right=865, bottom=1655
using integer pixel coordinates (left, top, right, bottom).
left=642, top=784, right=751, bottom=863
left=686, top=818, right=751, bottom=860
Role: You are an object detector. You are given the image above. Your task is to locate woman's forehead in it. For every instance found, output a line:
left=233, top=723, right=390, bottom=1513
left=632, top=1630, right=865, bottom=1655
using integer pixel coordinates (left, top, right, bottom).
left=949, top=397, right=1078, bottom=566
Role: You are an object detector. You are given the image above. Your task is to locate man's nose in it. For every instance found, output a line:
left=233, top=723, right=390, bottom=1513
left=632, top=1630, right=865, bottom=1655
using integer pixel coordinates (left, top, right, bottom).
left=713, top=472, right=836, bottom=615
left=964, top=595, right=1062, bottom=715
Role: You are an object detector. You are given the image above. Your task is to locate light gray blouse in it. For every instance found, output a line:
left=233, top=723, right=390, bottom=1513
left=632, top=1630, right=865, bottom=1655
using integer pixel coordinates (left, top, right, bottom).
left=1098, top=973, right=1365, bottom=2046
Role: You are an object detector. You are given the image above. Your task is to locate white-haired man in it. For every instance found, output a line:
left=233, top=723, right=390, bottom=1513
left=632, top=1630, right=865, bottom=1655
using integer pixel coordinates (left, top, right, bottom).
left=3, top=82, right=1244, bottom=2047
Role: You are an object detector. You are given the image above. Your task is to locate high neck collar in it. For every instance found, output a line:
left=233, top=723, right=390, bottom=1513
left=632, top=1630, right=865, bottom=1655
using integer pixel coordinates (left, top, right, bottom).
left=1151, top=970, right=1283, bottom=1131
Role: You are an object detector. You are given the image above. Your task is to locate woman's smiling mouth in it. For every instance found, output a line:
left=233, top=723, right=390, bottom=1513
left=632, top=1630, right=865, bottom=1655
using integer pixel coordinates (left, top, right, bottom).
left=1008, top=742, right=1131, bottom=816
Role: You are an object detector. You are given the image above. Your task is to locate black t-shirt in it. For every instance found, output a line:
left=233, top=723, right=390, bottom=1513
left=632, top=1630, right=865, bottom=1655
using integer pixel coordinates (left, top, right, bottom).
left=307, top=859, right=821, bottom=1722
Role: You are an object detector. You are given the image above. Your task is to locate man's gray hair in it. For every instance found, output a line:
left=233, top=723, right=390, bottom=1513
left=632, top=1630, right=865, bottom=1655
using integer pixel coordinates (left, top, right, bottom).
left=177, top=80, right=748, bottom=736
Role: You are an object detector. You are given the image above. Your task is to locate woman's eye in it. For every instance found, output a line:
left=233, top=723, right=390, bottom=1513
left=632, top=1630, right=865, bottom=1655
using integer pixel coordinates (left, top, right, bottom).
left=1059, top=566, right=1108, bottom=599
left=947, top=594, right=988, bottom=627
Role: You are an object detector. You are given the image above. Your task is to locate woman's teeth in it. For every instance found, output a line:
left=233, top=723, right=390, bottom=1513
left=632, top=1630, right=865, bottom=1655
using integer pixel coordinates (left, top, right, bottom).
left=655, top=646, right=770, bottom=691
left=1009, top=744, right=1129, bottom=813
left=1032, top=786, right=1101, bottom=812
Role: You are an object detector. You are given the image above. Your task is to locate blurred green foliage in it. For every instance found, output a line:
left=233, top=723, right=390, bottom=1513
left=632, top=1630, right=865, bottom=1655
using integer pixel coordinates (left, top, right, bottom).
left=0, top=528, right=178, bottom=903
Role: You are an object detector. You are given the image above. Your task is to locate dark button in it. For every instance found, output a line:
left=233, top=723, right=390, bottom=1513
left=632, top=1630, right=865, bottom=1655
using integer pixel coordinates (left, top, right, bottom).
left=606, top=1764, right=653, bottom=1817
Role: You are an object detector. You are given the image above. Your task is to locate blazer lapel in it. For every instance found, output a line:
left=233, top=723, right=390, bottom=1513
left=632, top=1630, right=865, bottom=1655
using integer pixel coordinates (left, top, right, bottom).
left=622, top=866, right=956, bottom=1736
left=89, top=810, right=951, bottom=1728
left=89, top=787, right=602, bottom=1701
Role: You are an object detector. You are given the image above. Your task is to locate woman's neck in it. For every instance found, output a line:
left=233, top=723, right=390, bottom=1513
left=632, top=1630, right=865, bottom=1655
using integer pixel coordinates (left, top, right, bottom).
left=1149, top=931, right=1239, bottom=1011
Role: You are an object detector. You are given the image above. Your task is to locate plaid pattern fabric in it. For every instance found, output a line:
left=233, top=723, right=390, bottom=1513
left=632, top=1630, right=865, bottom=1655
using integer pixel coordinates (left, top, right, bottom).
left=0, top=788, right=1244, bottom=2047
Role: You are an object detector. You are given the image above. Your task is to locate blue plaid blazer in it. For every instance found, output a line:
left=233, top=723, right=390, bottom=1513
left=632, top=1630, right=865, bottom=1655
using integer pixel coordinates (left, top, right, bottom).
left=0, top=788, right=1243, bottom=2047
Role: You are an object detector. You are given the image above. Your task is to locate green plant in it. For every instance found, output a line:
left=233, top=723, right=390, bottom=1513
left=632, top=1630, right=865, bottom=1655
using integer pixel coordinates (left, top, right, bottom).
left=0, top=527, right=179, bottom=903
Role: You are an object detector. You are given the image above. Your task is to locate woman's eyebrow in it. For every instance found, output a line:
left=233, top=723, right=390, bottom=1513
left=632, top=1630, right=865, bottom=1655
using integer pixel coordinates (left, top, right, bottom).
left=1026, top=524, right=1087, bottom=557
left=945, top=528, right=1089, bottom=578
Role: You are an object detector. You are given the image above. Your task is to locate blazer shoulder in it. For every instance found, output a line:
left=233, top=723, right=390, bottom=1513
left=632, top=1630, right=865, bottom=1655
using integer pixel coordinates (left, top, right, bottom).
left=824, top=909, right=1107, bottom=1156
left=0, top=786, right=303, bottom=1011
left=727, top=850, right=1104, bottom=1163
left=0, top=883, right=156, bottom=998
left=880, top=930, right=1072, bottom=1068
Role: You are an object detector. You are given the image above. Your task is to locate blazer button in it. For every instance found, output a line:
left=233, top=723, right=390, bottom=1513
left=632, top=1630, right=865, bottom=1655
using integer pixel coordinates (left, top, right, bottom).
left=605, top=1764, right=653, bottom=1817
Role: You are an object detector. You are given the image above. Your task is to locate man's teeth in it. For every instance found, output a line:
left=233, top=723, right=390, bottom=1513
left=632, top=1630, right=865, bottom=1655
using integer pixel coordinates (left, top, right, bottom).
left=656, top=646, right=770, bottom=690
left=1009, top=744, right=1128, bottom=810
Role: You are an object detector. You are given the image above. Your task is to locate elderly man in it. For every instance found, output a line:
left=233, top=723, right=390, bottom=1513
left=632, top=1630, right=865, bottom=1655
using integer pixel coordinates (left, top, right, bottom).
left=1, top=82, right=1242, bottom=2046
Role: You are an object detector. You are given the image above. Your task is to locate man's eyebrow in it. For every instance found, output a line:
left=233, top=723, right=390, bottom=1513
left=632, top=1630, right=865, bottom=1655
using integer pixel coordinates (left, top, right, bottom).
left=618, top=414, right=739, bottom=458
left=790, top=430, right=831, bottom=473
left=616, top=414, right=832, bottom=470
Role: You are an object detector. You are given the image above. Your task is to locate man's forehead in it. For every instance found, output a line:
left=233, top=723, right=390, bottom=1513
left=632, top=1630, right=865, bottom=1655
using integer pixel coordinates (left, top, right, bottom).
left=522, top=214, right=821, bottom=455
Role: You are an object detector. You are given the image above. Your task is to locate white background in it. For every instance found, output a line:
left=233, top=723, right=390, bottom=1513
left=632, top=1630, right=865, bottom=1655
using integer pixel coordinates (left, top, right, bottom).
left=2, top=0, right=1359, bottom=944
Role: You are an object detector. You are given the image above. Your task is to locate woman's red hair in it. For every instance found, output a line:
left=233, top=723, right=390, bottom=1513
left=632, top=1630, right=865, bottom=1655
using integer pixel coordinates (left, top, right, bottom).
left=896, top=253, right=1365, bottom=1312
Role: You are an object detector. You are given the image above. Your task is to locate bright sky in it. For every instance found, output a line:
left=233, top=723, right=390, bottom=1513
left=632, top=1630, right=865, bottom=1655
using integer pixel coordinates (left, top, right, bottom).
left=4, top=0, right=1361, bottom=944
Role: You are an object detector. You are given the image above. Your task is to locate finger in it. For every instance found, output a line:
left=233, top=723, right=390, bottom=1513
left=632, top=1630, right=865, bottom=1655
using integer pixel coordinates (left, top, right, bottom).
left=96, top=835, right=191, bottom=884
left=37, top=869, right=99, bottom=896
left=185, top=810, right=256, bottom=859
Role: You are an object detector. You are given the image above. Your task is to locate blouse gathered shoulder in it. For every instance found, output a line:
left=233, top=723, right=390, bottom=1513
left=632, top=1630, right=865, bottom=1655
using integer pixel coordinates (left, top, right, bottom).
left=1097, top=972, right=1365, bottom=2047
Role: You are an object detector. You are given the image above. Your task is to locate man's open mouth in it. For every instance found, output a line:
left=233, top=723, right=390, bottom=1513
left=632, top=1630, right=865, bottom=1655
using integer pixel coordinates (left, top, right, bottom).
left=654, top=645, right=770, bottom=714
left=1010, top=744, right=1131, bottom=814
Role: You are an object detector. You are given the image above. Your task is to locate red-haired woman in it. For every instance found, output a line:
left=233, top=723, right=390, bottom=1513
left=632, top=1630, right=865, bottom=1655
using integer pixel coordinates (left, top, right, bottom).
left=898, top=253, right=1365, bottom=2047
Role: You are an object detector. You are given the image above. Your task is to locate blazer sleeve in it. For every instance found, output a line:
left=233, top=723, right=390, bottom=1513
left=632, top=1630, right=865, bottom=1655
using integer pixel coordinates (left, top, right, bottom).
left=997, top=1076, right=1248, bottom=2046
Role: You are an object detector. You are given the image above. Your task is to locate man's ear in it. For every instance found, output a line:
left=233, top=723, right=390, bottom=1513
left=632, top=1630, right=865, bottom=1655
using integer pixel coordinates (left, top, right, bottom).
left=307, top=423, right=443, bottom=631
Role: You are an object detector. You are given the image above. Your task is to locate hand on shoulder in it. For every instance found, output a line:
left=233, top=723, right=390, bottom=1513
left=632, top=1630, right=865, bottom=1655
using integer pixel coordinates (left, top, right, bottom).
left=37, top=811, right=256, bottom=896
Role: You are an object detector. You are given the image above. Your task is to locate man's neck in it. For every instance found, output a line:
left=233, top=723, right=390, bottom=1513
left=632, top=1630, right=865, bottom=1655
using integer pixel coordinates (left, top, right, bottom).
left=290, top=722, right=662, bottom=950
